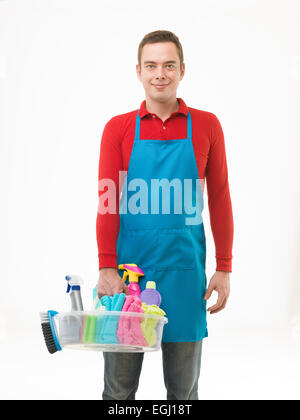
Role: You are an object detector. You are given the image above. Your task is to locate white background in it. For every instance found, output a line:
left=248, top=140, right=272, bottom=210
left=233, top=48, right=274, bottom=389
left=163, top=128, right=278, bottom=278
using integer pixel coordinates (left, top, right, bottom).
left=1, top=0, right=300, bottom=400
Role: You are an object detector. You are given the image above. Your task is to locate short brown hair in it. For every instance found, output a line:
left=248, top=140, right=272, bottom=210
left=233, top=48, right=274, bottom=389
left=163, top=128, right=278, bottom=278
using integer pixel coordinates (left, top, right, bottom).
left=138, top=30, right=184, bottom=71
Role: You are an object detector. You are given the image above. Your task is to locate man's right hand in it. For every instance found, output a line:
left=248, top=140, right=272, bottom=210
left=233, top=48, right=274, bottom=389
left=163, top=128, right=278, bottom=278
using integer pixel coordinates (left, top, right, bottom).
left=97, top=267, right=130, bottom=299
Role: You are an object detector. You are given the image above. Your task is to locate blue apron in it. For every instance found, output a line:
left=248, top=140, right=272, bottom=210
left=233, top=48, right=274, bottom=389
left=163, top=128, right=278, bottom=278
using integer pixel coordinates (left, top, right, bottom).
left=116, top=110, right=208, bottom=342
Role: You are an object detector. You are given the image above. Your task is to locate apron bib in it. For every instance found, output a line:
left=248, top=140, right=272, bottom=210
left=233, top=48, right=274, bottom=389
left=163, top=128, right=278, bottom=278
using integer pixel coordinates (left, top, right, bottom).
left=116, top=110, right=208, bottom=342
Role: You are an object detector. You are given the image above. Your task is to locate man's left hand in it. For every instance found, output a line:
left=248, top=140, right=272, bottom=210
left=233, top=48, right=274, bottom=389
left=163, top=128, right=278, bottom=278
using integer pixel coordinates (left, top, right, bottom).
left=204, top=271, right=230, bottom=314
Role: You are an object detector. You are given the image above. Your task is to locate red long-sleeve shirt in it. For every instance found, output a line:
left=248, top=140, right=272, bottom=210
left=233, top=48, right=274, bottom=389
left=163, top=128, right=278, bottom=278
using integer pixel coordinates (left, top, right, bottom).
left=96, top=97, right=234, bottom=272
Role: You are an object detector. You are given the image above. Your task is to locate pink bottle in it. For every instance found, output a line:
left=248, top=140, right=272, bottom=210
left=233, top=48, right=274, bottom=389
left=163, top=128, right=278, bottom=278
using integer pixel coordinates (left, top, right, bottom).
left=128, top=282, right=141, bottom=297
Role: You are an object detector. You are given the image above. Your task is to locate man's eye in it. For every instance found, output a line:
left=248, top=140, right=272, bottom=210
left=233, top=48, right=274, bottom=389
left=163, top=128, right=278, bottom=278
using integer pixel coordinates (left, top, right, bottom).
left=146, top=64, right=174, bottom=69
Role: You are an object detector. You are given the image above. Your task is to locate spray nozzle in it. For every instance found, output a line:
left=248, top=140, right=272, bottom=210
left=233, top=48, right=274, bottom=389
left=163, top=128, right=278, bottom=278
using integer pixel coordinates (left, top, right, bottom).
left=118, top=263, right=144, bottom=284
left=65, top=275, right=84, bottom=294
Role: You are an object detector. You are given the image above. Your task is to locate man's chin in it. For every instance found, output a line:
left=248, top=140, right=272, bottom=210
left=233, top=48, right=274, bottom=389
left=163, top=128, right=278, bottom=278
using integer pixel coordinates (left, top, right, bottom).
left=147, top=91, right=172, bottom=103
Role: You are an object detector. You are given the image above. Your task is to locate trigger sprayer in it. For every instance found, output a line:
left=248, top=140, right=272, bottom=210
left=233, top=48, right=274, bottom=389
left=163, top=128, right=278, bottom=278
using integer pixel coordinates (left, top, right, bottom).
left=118, top=263, right=144, bottom=297
left=65, top=275, right=84, bottom=311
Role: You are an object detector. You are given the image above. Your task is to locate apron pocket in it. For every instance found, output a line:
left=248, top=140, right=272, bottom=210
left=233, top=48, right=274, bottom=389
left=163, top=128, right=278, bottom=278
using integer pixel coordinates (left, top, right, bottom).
left=156, top=228, right=196, bottom=271
left=117, top=228, right=159, bottom=271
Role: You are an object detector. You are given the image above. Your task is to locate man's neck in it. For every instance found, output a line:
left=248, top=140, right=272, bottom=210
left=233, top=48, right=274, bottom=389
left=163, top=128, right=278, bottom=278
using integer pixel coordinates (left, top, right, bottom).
left=144, top=96, right=180, bottom=122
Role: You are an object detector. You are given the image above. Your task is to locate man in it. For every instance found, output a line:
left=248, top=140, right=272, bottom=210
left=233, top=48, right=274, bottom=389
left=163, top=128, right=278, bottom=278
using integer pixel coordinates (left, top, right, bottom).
left=96, top=30, right=234, bottom=400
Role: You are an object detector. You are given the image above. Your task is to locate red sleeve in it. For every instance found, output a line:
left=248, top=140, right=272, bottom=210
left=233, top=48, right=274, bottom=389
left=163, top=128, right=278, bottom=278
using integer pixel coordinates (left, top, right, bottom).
left=206, top=114, right=234, bottom=272
left=96, top=117, right=123, bottom=270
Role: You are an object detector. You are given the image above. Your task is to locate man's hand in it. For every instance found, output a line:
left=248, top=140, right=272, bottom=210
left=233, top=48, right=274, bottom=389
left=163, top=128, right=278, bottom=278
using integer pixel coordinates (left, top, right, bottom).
left=204, top=271, right=230, bottom=314
left=97, top=268, right=130, bottom=299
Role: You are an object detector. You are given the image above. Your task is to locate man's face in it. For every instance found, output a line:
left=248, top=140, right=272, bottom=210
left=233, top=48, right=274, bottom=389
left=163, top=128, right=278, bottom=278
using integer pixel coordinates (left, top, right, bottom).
left=136, top=42, right=185, bottom=103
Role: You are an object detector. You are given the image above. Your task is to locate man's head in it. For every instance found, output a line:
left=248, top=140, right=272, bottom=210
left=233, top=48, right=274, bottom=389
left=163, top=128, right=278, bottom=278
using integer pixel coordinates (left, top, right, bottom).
left=136, top=30, right=185, bottom=103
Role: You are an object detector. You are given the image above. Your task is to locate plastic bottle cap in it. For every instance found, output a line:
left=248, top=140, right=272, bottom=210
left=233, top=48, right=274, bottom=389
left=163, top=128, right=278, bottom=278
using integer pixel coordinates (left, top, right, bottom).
left=146, top=281, right=156, bottom=289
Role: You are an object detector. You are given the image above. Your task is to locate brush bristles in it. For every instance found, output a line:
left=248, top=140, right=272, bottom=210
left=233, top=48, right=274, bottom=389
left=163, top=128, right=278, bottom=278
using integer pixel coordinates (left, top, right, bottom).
left=40, top=312, right=58, bottom=354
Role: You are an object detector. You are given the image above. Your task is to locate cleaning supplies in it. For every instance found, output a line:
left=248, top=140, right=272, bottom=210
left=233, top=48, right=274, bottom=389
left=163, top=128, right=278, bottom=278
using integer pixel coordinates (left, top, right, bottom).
left=81, top=291, right=125, bottom=345
left=40, top=267, right=168, bottom=353
left=81, top=314, right=97, bottom=343
left=95, top=306, right=106, bottom=343
left=141, top=303, right=166, bottom=346
left=139, top=281, right=161, bottom=307
left=89, top=286, right=107, bottom=344
left=40, top=274, right=85, bottom=353
left=81, top=307, right=106, bottom=344
left=98, top=293, right=126, bottom=344
left=139, top=282, right=165, bottom=346
left=59, top=275, right=84, bottom=345
left=40, top=310, right=62, bottom=354
left=65, top=275, right=84, bottom=311
left=118, top=263, right=144, bottom=297
left=117, top=295, right=147, bottom=346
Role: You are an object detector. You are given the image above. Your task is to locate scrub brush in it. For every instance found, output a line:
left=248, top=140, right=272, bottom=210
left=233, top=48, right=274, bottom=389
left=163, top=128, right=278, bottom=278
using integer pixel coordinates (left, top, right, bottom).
left=40, top=310, right=62, bottom=354
left=40, top=274, right=83, bottom=354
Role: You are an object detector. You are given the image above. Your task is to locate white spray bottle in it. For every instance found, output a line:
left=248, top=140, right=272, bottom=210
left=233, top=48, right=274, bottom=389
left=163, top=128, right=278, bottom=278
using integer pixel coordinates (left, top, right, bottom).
left=59, top=275, right=84, bottom=345
left=65, top=275, right=84, bottom=311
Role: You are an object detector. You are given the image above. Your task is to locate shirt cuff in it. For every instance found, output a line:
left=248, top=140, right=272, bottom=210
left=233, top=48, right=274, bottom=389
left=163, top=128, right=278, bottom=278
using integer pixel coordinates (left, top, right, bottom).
left=216, top=256, right=232, bottom=272
left=98, top=253, right=118, bottom=270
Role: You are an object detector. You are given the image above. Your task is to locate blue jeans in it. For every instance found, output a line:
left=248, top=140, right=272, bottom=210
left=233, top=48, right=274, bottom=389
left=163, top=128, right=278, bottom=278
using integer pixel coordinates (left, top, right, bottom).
left=102, top=341, right=203, bottom=400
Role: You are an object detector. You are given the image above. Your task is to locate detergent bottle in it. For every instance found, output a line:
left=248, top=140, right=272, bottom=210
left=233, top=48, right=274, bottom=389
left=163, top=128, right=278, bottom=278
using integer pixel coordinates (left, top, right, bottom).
left=140, top=281, right=161, bottom=307
left=118, top=263, right=144, bottom=297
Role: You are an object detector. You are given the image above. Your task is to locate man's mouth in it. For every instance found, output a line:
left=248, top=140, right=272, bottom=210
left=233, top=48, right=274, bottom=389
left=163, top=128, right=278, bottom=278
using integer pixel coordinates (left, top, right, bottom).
left=152, top=84, right=169, bottom=89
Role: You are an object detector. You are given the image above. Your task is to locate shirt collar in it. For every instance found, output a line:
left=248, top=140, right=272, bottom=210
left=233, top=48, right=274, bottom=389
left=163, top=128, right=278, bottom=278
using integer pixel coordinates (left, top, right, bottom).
left=138, top=97, right=188, bottom=119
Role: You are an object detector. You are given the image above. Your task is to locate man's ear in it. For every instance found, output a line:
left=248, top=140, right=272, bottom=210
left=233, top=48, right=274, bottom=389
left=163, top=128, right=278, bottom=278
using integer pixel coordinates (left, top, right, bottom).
left=180, top=63, right=185, bottom=81
left=136, top=64, right=142, bottom=81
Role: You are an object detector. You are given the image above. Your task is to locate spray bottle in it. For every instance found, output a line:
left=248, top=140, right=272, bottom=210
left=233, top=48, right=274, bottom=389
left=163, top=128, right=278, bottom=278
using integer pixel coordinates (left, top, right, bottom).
left=118, top=263, right=144, bottom=297
left=59, top=275, right=84, bottom=345
left=65, top=275, right=84, bottom=311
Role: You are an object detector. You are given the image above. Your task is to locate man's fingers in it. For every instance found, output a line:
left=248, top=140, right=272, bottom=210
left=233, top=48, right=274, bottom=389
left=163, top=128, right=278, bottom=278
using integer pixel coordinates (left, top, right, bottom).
left=99, top=284, right=128, bottom=298
left=208, top=294, right=230, bottom=313
left=210, top=300, right=227, bottom=314
left=97, top=289, right=106, bottom=300
left=207, top=293, right=226, bottom=313
left=209, top=302, right=226, bottom=314
left=98, top=282, right=114, bottom=298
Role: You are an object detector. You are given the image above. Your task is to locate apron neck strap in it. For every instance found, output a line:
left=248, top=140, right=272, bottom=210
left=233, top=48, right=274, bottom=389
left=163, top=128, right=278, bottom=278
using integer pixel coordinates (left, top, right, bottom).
left=135, top=110, right=192, bottom=141
left=186, top=111, right=192, bottom=140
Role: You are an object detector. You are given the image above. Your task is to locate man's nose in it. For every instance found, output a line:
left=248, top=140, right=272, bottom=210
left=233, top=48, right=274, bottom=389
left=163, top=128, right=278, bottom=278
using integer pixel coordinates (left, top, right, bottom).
left=155, top=66, right=166, bottom=79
